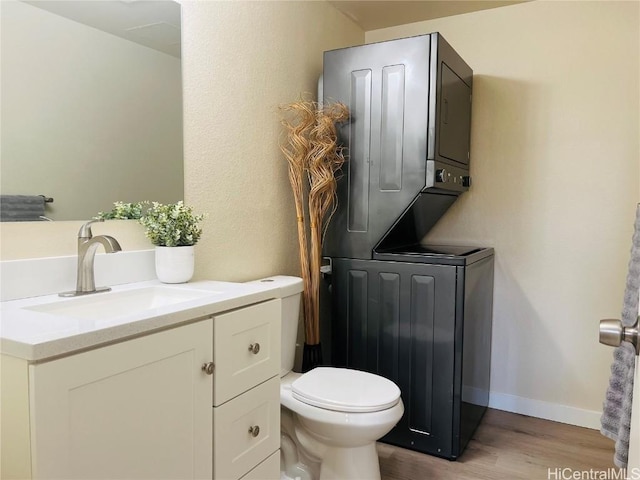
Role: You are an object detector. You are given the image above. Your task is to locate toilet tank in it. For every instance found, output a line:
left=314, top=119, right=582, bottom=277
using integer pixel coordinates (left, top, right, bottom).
left=280, top=287, right=302, bottom=376
left=248, top=276, right=303, bottom=377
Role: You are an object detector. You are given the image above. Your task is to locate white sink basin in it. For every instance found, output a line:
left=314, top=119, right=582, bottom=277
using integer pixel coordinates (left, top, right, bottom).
left=25, top=286, right=217, bottom=321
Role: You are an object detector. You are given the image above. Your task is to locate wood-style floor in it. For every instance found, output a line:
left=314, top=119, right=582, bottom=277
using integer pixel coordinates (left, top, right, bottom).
left=377, top=409, right=618, bottom=480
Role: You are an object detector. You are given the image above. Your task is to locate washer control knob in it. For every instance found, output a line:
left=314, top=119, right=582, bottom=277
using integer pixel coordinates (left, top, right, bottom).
left=435, top=169, right=447, bottom=183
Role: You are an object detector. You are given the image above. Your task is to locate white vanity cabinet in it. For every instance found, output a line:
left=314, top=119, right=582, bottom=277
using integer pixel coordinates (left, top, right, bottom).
left=29, top=320, right=214, bottom=480
left=1, top=298, right=282, bottom=480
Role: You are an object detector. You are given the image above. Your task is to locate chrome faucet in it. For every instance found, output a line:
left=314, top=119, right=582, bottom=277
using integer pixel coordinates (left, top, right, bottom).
left=59, top=219, right=122, bottom=297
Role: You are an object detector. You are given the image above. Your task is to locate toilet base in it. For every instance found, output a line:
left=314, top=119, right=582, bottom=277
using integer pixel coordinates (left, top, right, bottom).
left=318, top=444, right=381, bottom=480
left=281, top=408, right=383, bottom=480
left=280, top=373, right=403, bottom=480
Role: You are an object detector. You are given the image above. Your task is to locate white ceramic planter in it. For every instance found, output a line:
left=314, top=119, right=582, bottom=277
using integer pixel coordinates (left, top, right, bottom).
left=155, top=246, right=194, bottom=284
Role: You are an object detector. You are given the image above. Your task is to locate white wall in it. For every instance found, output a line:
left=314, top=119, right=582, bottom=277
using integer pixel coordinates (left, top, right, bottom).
left=181, top=0, right=363, bottom=281
left=0, top=0, right=183, bottom=221
left=367, top=0, right=640, bottom=426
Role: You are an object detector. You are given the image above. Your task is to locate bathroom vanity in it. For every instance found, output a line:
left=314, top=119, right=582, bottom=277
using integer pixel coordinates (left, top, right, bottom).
left=1, top=280, right=286, bottom=480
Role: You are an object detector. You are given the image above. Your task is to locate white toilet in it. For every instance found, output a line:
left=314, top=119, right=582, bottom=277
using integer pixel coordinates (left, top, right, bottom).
left=271, top=276, right=404, bottom=480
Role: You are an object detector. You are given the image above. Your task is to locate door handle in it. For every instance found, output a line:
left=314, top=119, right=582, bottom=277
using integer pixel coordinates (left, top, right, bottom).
left=599, top=316, right=639, bottom=354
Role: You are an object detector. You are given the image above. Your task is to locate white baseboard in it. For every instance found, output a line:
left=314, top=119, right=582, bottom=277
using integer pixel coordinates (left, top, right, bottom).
left=488, top=391, right=602, bottom=430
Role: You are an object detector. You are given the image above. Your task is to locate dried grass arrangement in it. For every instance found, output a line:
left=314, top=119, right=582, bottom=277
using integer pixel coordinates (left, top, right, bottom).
left=280, top=99, right=349, bottom=371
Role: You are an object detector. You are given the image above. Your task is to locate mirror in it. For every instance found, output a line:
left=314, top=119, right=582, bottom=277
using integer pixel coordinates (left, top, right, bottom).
left=0, top=0, right=183, bottom=221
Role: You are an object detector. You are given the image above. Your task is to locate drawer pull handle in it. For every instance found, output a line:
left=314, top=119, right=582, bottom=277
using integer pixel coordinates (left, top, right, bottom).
left=248, top=425, right=260, bottom=437
left=201, top=362, right=215, bottom=375
left=248, top=343, right=260, bottom=355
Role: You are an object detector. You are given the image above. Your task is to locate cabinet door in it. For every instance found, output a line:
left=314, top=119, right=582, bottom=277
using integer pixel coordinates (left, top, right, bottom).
left=29, top=320, right=213, bottom=480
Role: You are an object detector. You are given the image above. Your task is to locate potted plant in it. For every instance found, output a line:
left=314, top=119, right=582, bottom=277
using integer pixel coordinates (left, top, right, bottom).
left=95, top=201, right=148, bottom=220
left=138, top=201, right=205, bottom=283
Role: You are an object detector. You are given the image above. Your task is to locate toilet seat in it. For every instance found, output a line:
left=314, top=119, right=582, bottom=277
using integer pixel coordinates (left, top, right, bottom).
left=291, top=367, right=401, bottom=413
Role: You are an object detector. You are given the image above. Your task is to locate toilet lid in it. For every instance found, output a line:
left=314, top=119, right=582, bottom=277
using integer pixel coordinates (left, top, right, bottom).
left=291, top=367, right=401, bottom=413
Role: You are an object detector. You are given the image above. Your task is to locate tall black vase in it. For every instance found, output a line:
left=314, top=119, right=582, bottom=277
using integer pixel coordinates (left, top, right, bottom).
left=301, top=342, right=323, bottom=373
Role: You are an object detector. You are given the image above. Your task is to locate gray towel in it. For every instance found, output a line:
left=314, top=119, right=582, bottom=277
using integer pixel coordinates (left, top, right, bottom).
left=0, top=195, right=46, bottom=221
left=601, top=204, right=639, bottom=468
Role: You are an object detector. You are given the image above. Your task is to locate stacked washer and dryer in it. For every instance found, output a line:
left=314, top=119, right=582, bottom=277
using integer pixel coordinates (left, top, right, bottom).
left=321, top=33, right=495, bottom=460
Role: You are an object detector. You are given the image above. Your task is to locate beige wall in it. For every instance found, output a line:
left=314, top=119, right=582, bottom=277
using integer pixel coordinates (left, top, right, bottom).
left=1, top=0, right=183, bottom=221
left=367, top=1, right=640, bottom=416
left=181, top=0, right=363, bottom=281
left=3, top=0, right=633, bottom=425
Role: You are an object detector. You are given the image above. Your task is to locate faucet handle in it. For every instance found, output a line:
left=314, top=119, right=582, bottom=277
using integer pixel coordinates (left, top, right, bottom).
left=78, top=219, right=104, bottom=239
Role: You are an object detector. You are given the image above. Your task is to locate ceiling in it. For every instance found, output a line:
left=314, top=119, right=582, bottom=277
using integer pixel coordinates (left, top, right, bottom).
left=24, top=0, right=181, bottom=58
left=328, top=0, right=528, bottom=31
left=23, top=0, right=528, bottom=58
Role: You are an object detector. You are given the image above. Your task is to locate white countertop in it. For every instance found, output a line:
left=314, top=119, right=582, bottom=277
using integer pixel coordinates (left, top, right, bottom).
left=0, top=279, right=286, bottom=362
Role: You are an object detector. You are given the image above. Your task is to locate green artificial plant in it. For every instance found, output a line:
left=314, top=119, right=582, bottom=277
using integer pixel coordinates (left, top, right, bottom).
left=95, top=201, right=148, bottom=220
left=138, top=201, right=205, bottom=247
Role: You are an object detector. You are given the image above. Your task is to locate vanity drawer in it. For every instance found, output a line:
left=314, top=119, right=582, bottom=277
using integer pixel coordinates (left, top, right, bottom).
left=213, top=376, right=280, bottom=480
left=240, top=450, right=279, bottom=480
left=213, top=299, right=280, bottom=406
